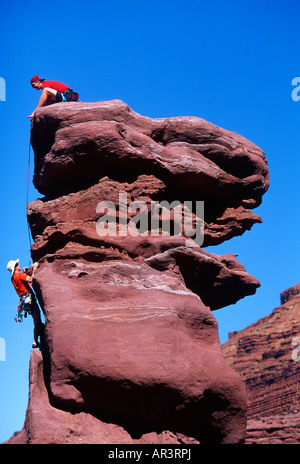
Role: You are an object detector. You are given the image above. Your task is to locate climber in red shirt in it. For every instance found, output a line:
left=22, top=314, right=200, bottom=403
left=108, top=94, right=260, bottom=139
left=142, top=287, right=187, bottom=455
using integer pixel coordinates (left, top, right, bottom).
left=28, top=75, right=79, bottom=118
left=7, top=259, right=44, bottom=349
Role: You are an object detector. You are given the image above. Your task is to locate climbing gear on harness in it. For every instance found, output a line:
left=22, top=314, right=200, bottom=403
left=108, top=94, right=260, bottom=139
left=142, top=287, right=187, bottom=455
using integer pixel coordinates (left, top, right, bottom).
left=71, top=91, right=79, bottom=101
left=64, top=88, right=79, bottom=101
left=14, top=309, right=24, bottom=323
left=59, top=89, right=79, bottom=102
left=14, top=292, right=32, bottom=323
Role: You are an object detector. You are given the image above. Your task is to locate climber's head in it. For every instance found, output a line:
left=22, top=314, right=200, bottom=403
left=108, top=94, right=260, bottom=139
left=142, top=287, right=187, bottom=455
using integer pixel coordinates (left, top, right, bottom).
left=30, top=76, right=44, bottom=90
left=6, top=259, right=20, bottom=276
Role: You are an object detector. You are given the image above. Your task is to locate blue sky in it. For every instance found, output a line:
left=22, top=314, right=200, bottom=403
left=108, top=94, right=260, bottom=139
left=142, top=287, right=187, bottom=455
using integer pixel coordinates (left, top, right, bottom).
left=0, top=0, right=299, bottom=443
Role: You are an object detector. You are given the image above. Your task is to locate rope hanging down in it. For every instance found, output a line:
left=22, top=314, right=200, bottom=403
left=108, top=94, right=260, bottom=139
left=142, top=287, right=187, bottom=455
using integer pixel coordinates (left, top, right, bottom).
left=26, top=141, right=33, bottom=265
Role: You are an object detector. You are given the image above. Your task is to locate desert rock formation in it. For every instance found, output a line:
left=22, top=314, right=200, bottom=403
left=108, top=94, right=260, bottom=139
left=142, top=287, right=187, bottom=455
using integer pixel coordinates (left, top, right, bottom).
left=223, top=283, right=300, bottom=444
left=8, top=100, right=269, bottom=444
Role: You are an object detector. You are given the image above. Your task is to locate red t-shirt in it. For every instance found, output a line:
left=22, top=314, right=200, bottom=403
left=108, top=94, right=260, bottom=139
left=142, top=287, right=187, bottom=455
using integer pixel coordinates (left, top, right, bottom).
left=11, top=272, right=32, bottom=297
left=42, top=80, right=70, bottom=93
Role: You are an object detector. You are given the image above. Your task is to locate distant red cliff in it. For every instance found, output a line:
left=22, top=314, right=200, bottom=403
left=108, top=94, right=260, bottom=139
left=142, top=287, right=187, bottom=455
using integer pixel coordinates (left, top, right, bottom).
left=222, top=283, right=300, bottom=444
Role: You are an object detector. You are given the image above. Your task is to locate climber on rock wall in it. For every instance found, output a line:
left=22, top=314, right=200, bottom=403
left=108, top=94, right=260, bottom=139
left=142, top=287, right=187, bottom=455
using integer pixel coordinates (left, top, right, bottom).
left=6, top=259, right=44, bottom=349
left=28, top=75, right=79, bottom=118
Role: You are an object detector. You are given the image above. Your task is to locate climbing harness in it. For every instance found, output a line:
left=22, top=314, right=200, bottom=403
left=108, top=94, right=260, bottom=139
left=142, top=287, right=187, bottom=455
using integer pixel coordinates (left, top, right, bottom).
left=59, top=89, right=79, bottom=102
left=14, top=292, right=32, bottom=323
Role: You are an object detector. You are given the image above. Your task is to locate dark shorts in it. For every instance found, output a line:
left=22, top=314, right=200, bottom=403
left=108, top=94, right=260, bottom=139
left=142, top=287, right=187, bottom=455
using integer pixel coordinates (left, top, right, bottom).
left=56, top=89, right=74, bottom=103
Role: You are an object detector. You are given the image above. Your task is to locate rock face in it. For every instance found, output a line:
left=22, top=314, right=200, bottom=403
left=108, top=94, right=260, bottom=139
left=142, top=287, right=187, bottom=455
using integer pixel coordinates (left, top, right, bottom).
left=222, top=283, right=300, bottom=443
left=7, top=350, right=199, bottom=444
left=30, top=100, right=268, bottom=247
left=246, top=411, right=300, bottom=444
left=10, top=100, right=269, bottom=444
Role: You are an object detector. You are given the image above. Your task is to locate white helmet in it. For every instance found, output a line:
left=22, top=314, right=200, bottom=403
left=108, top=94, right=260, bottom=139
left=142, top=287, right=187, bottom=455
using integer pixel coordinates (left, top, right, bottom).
left=6, top=259, right=19, bottom=276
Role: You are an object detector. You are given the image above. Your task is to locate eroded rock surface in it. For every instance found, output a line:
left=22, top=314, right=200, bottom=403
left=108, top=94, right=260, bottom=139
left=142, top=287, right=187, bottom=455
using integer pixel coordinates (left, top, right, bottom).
left=223, top=283, right=300, bottom=444
left=9, top=100, right=270, bottom=444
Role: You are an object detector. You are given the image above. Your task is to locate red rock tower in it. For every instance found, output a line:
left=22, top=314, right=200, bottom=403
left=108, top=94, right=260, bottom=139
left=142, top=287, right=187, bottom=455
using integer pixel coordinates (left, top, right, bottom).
left=8, top=100, right=269, bottom=444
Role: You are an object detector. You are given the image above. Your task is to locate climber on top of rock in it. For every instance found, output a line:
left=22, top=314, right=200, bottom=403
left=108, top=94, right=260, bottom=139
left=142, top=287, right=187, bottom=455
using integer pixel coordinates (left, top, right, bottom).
left=6, top=259, right=44, bottom=349
left=28, top=75, right=79, bottom=119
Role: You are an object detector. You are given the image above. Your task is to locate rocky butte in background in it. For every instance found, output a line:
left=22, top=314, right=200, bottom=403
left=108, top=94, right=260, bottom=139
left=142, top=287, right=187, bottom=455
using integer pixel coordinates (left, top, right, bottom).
left=222, top=283, right=300, bottom=444
left=6, top=100, right=269, bottom=444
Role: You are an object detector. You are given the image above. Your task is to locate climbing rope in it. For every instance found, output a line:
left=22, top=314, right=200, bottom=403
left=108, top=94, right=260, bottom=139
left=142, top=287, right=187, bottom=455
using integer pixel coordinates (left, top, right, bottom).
left=26, top=140, right=33, bottom=266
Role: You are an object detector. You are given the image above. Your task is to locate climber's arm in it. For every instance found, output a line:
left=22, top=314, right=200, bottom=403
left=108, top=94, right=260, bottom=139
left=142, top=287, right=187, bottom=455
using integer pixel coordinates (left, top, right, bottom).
left=24, top=263, right=39, bottom=283
left=28, top=87, right=58, bottom=118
